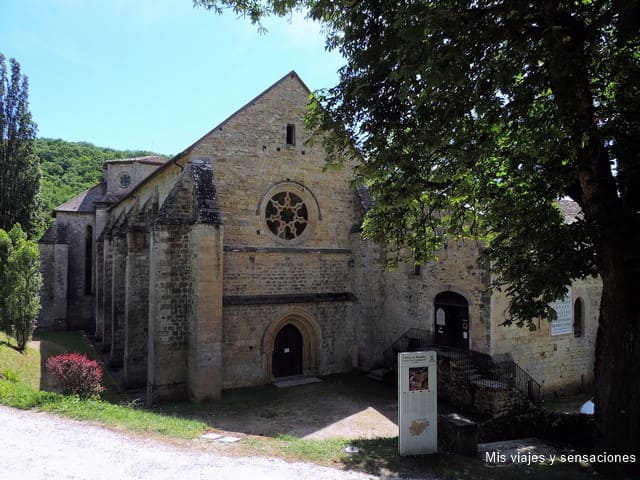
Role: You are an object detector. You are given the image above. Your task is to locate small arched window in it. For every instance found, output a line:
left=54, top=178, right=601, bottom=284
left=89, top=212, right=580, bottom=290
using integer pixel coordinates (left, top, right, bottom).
left=573, top=297, right=583, bottom=338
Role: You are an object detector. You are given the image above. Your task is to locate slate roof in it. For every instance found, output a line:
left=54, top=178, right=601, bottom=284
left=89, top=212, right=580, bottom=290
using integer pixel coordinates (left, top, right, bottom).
left=54, top=182, right=107, bottom=213
left=356, top=185, right=374, bottom=212
left=53, top=156, right=168, bottom=214
left=104, top=155, right=167, bottom=166
left=39, top=221, right=67, bottom=244
left=557, top=199, right=582, bottom=224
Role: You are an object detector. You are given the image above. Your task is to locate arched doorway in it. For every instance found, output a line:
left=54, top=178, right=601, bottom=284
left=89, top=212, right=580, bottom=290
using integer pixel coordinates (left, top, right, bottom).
left=272, top=324, right=303, bottom=377
left=262, top=308, right=322, bottom=380
left=434, top=291, right=470, bottom=350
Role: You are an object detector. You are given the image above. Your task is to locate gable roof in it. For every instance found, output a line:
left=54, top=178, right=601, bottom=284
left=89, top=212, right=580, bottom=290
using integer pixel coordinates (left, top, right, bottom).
left=107, top=71, right=311, bottom=212
left=54, top=182, right=107, bottom=213
left=104, top=155, right=167, bottom=166
left=175, top=70, right=311, bottom=160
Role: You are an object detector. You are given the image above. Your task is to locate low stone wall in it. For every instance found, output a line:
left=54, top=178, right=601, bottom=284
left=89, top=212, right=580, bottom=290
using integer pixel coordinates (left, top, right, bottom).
left=437, top=355, right=531, bottom=418
left=438, top=413, right=479, bottom=456
left=479, top=408, right=595, bottom=448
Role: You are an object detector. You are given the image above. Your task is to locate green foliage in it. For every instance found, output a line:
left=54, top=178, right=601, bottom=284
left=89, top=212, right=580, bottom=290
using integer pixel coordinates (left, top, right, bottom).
left=0, top=331, right=42, bottom=388
left=0, top=228, right=11, bottom=332
left=0, top=368, right=19, bottom=382
left=195, top=0, right=639, bottom=327
left=0, top=379, right=208, bottom=439
left=0, top=53, right=41, bottom=236
left=197, top=2, right=640, bottom=466
left=0, top=224, right=42, bottom=350
left=36, top=138, right=162, bottom=215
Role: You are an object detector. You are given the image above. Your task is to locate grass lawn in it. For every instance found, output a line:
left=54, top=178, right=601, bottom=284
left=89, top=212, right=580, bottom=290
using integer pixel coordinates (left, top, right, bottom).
left=35, top=331, right=121, bottom=402
left=1, top=331, right=207, bottom=438
left=0, top=332, right=41, bottom=388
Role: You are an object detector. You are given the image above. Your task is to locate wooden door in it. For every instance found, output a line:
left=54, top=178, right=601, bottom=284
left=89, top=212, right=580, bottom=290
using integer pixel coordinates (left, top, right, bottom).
left=272, top=324, right=303, bottom=377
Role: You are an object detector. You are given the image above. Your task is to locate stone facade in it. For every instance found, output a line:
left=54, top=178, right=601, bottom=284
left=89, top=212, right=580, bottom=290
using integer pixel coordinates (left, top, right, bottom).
left=39, top=71, right=600, bottom=405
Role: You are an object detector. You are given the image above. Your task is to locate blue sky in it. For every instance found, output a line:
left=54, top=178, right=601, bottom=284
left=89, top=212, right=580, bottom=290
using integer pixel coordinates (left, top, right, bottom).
left=0, top=0, right=344, bottom=155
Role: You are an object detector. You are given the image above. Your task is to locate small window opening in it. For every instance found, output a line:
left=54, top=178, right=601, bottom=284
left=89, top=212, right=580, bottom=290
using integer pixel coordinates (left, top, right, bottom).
left=413, top=264, right=422, bottom=276
left=286, top=124, right=296, bottom=146
left=84, top=226, right=93, bottom=295
left=573, top=298, right=583, bottom=337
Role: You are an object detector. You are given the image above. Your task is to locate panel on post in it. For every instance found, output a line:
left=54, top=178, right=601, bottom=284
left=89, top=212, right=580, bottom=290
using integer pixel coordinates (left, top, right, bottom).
left=398, top=351, right=438, bottom=456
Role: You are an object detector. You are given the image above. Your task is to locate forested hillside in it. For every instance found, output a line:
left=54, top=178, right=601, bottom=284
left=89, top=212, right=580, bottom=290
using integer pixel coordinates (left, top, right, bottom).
left=36, top=138, right=165, bottom=214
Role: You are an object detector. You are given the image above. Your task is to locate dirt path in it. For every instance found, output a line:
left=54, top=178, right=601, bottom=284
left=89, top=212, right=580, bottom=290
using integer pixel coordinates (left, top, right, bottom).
left=0, top=405, right=382, bottom=480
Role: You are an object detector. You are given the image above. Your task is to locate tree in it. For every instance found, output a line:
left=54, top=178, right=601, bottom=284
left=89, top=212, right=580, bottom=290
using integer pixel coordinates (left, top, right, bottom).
left=0, top=224, right=42, bottom=351
left=35, top=138, right=161, bottom=214
left=0, top=228, right=12, bottom=333
left=0, top=53, right=41, bottom=236
left=195, top=0, right=640, bottom=472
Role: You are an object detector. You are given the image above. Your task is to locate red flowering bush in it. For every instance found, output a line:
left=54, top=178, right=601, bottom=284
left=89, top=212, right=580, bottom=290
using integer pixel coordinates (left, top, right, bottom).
left=46, top=353, right=105, bottom=398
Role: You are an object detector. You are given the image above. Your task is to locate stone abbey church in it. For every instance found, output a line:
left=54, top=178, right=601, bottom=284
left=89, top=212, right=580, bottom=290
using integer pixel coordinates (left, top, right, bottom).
left=39, top=72, right=601, bottom=404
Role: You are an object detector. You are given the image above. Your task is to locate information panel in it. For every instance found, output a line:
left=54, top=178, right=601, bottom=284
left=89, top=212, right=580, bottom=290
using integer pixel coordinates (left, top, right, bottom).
left=550, top=288, right=572, bottom=336
left=398, top=351, right=437, bottom=455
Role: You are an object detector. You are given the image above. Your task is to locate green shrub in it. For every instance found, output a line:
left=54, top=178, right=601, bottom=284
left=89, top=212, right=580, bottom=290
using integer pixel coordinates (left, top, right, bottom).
left=0, top=368, right=19, bottom=382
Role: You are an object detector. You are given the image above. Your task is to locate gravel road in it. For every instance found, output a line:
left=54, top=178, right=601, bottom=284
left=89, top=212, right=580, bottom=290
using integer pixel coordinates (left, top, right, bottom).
left=0, top=405, right=382, bottom=480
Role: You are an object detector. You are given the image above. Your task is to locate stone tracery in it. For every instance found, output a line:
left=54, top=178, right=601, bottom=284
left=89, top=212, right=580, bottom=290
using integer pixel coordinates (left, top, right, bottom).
left=265, top=191, right=309, bottom=240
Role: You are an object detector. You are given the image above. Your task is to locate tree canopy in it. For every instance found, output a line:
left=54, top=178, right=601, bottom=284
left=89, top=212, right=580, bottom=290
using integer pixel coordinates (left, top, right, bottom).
left=36, top=138, right=160, bottom=215
left=0, top=224, right=42, bottom=351
left=195, top=0, right=640, bottom=471
left=0, top=53, right=40, bottom=236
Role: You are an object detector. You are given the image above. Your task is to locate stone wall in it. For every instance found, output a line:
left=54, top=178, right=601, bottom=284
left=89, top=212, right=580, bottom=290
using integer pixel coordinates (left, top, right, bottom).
left=379, top=240, right=492, bottom=356
left=147, top=224, right=192, bottom=401
left=479, top=409, right=595, bottom=447
left=124, top=231, right=149, bottom=387
left=187, top=223, right=223, bottom=402
left=104, top=160, right=163, bottom=197
left=223, top=250, right=353, bottom=296
left=189, top=72, right=362, bottom=250
left=437, top=354, right=530, bottom=418
left=101, top=238, right=113, bottom=350
left=184, top=73, right=363, bottom=389
left=220, top=302, right=355, bottom=389
left=491, top=275, right=601, bottom=395
left=37, top=223, right=68, bottom=331
left=52, top=212, right=95, bottom=330
left=110, top=234, right=127, bottom=366
left=350, top=234, right=387, bottom=370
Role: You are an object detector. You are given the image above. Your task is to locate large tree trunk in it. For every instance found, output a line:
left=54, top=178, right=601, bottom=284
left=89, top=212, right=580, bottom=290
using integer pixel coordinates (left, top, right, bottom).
left=594, top=244, right=640, bottom=474
left=540, top=2, right=640, bottom=474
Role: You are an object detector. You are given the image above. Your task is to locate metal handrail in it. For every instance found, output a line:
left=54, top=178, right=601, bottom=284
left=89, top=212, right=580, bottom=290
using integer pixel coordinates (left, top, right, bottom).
left=382, top=328, right=542, bottom=403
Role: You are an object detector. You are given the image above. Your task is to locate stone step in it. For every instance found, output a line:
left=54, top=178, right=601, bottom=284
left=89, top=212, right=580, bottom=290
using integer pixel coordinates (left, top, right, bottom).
left=367, top=368, right=386, bottom=381
left=471, top=378, right=509, bottom=389
left=456, top=365, right=481, bottom=375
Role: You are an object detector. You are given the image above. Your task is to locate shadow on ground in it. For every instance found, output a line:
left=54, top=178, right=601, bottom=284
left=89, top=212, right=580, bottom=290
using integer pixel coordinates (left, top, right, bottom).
left=158, top=373, right=400, bottom=440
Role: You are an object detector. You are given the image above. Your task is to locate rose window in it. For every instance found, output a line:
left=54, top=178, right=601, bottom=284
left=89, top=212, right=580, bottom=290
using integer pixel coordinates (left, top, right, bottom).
left=265, top=192, right=309, bottom=240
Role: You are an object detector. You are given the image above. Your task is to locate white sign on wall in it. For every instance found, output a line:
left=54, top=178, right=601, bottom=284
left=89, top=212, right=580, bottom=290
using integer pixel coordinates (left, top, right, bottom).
left=398, top=351, right=437, bottom=456
left=550, top=288, right=572, bottom=336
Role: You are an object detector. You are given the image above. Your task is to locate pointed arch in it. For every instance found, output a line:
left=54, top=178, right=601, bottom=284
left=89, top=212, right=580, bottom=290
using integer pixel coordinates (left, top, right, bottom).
left=262, top=308, right=322, bottom=379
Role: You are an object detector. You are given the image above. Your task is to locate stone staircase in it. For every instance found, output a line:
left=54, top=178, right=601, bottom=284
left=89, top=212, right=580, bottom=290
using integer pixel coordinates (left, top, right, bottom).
left=372, top=328, right=541, bottom=417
